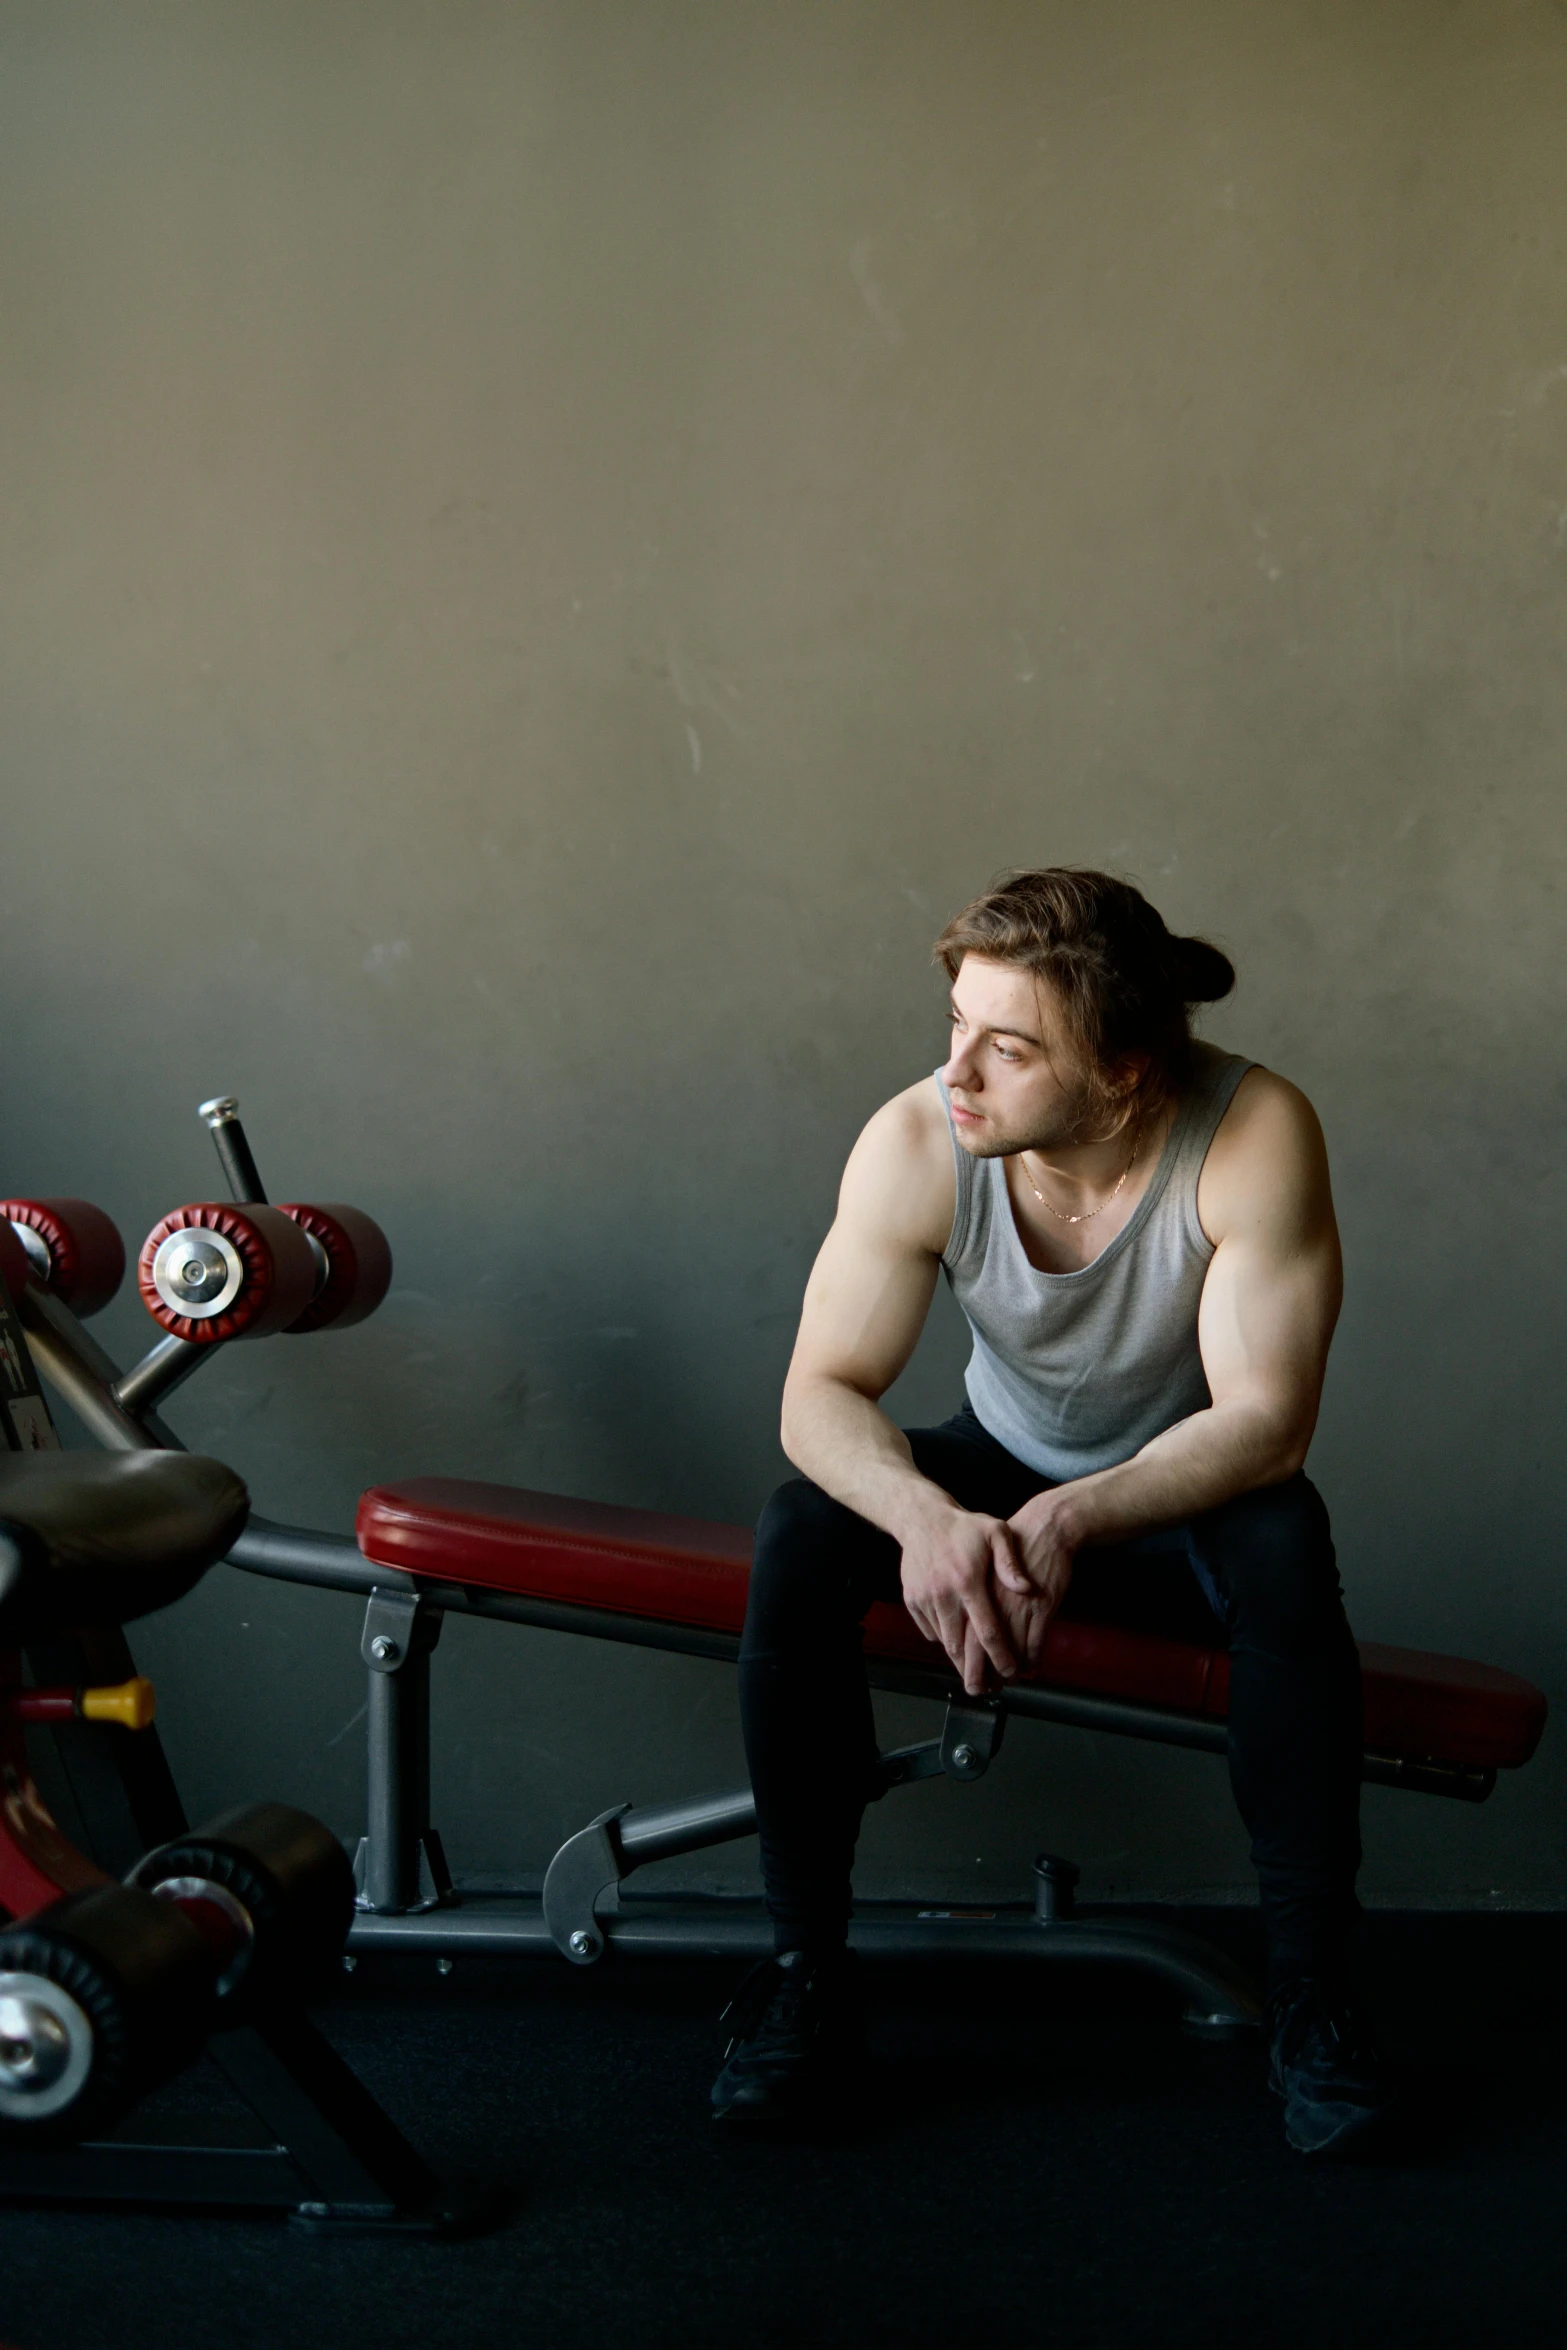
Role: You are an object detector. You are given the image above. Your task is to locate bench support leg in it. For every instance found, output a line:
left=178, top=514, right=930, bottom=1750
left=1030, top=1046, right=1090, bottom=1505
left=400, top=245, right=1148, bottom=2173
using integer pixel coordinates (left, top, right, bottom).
left=354, top=1589, right=452, bottom=1916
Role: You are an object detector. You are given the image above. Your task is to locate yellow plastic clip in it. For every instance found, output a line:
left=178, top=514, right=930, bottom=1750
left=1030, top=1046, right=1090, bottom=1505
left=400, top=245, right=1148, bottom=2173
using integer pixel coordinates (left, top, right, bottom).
left=80, top=1677, right=157, bottom=1731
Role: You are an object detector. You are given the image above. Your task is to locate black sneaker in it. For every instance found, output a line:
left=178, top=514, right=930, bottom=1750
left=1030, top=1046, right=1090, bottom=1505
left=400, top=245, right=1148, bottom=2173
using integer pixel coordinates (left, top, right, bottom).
left=1268, top=1978, right=1398, bottom=2156
left=710, top=1948, right=863, bottom=2126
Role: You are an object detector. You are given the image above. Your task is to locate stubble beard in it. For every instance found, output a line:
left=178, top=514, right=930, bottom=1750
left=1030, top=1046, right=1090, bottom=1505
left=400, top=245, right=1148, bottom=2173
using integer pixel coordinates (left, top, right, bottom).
left=954, top=1077, right=1110, bottom=1161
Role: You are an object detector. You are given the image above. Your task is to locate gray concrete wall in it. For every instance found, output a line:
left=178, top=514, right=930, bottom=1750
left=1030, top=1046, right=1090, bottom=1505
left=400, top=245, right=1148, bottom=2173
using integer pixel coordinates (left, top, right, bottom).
left=2, top=0, right=1564, bottom=1907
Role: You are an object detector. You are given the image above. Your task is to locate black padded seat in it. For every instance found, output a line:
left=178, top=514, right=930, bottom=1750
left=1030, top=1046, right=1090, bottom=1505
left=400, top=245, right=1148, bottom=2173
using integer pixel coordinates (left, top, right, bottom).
left=0, top=1453, right=249, bottom=1639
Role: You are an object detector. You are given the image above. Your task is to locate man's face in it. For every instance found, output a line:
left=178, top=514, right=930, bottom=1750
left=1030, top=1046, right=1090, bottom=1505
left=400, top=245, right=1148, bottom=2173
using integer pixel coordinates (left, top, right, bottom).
left=940, top=955, right=1102, bottom=1158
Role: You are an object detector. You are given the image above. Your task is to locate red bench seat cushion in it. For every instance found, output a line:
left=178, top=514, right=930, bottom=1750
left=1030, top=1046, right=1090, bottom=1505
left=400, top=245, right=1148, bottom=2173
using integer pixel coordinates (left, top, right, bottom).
left=356, top=1478, right=1546, bottom=1773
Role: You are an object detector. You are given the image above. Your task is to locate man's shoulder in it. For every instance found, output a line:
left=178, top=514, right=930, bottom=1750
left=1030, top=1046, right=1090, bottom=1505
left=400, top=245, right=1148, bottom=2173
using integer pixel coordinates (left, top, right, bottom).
left=1198, top=1059, right=1331, bottom=1237
left=1209, top=1060, right=1322, bottom=1150
left=838, top=1077, right=955, bottom=1255
left=862, top=1072, right=950, bottom=1149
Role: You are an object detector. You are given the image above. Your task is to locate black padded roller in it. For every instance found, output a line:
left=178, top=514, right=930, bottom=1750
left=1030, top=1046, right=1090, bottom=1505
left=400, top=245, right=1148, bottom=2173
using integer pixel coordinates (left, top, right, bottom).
left=0, top=1883, right=215, bottom=2142
left=131, top=1802, right=354, bottom=2020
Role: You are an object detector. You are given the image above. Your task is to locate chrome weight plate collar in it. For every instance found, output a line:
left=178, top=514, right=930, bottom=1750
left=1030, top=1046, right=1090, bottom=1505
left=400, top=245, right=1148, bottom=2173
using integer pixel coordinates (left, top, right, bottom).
left=0, top=1972, right=95, bottom=2120
left=150, top=1228, right=245, bottom=1319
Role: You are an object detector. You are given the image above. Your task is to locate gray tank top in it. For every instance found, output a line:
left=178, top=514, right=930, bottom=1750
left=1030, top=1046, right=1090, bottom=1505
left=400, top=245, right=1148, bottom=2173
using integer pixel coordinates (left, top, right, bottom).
left=939, top=1043, right=1253, bottom=1482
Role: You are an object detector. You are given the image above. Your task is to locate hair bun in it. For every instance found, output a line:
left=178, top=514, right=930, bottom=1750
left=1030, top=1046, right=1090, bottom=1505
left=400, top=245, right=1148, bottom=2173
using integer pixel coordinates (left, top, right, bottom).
left=1171, top=934, right=1235, bottom=1005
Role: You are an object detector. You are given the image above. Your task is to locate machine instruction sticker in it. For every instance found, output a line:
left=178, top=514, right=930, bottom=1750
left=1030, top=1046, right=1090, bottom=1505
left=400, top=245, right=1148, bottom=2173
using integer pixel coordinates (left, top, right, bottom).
left=0, top=1278, right=60, bottom=1450
left=7, top=1397, right=56, bottom=1452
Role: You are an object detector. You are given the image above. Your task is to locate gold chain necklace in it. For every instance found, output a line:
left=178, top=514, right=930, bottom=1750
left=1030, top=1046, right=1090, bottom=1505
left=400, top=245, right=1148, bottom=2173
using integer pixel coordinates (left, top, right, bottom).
left=1019, top=1128, right=1141, bottom=1225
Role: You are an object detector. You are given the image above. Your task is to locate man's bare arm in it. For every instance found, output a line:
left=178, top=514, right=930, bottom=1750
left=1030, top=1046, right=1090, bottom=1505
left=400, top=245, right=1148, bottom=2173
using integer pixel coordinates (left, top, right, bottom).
left=779, top=1087, right=947, bottom=1529
left=781, top=1082, right=1027, bottom=1690
left=1004, top=1070, right=1342, bottom=1608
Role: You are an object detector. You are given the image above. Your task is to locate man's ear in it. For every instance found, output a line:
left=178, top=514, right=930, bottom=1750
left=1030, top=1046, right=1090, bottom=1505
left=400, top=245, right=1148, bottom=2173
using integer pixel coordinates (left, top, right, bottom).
left=1107, top=1054, right=1152, bottom=1124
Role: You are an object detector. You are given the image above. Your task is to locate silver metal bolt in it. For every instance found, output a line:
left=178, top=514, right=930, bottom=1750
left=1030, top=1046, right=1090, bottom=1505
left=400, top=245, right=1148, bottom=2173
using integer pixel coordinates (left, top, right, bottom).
left=951, top=1743, right=976, bottom=1771
left=436, top=1957, right=454, bottom=1977
left=0, top=1994, right=74, bottom=2098
left=152, top=1227, right=242, bottom=1317
left=369, top=1635, right=399, bottom=1663
left=341, top=1955, right=357, bottom=1973
left=568, top=1930, right=596, bottom=1959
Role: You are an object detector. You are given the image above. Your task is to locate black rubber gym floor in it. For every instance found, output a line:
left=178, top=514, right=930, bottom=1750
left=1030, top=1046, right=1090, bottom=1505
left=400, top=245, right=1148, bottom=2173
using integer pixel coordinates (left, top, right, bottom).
left=2, top=1910, right=1564, bottom=2350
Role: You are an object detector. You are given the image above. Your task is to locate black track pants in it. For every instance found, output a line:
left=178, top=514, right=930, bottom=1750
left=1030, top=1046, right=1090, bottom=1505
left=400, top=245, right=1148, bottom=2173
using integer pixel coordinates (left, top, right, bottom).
left=738, top=1406, right=1363, bottom=1987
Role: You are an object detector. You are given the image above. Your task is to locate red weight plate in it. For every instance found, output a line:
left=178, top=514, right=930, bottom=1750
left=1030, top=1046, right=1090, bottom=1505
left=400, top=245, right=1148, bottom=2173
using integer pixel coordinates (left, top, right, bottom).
left=137, top=1204, right=320, bottom=1344
left=2, top=1200, right=126, bottom=1319
left=275, top=1203, right=393, bottom=1334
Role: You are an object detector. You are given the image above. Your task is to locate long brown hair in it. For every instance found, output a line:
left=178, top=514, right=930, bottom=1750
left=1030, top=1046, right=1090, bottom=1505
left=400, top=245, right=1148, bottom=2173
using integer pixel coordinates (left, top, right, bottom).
left=933, top=868, right=1234, bottom=1127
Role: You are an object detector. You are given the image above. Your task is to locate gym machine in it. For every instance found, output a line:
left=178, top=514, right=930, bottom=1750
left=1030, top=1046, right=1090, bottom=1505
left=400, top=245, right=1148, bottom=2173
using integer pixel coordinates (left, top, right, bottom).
left=0, top=1284, right=492, bottom=2230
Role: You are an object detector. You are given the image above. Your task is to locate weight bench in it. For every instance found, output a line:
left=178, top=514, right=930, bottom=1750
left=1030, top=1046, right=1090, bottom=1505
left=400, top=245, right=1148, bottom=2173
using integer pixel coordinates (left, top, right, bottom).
left=230, top=1476, right=1546, bottom=2035
left=9, top=1107, right=1548, bottom=2041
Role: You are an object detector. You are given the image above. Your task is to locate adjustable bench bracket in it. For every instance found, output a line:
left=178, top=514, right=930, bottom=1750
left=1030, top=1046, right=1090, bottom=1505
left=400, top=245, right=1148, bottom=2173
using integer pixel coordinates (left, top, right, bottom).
left=939, top=1695, right=1006, bottom=1780
left=541, top=1699, right=1010, bottom=1965
left=542, top=1804, right=632, bottom=1963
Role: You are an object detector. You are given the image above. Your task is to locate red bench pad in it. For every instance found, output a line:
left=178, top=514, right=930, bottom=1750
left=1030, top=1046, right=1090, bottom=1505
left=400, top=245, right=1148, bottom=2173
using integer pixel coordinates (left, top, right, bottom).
left=356, top=1478, right=1546, bottom=1773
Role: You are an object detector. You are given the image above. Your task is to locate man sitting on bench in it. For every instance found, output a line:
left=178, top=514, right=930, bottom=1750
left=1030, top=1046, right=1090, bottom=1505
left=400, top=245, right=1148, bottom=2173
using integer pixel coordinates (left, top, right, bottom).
left=713, top=866, right=1391, bottom=2155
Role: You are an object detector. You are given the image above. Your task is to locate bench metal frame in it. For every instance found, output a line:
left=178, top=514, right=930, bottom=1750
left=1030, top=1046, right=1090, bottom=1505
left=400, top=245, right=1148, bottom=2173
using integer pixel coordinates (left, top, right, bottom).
left=237, top=1522, right=1266, bottom=2028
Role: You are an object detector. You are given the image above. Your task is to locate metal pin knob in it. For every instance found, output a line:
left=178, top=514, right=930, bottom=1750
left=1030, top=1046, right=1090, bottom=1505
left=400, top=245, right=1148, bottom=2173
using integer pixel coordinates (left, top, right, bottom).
left=369, top=1635, right=400, bottom=1663
left=568, top=1930, right=596, bottom=1959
